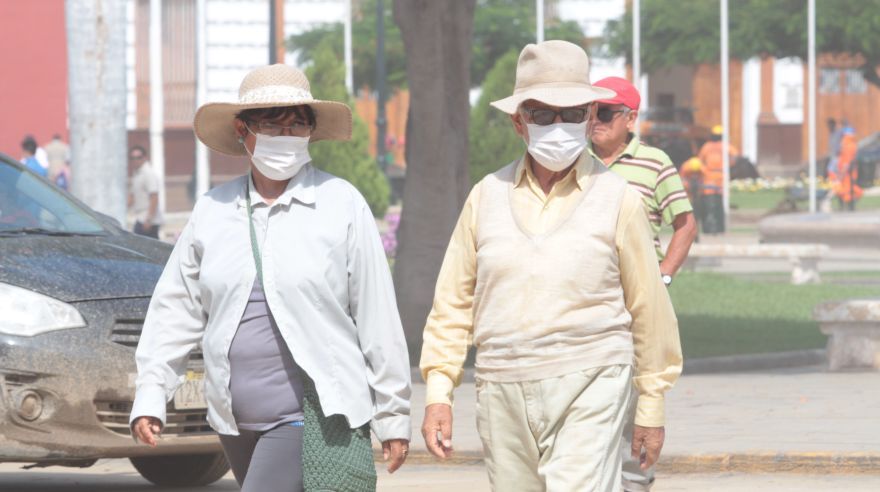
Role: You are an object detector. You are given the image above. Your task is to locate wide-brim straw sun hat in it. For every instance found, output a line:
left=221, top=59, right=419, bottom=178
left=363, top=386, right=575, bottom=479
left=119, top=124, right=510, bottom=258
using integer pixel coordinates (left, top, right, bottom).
left=194, top=64, right=352, bottom=156
left=490, top=40, right=616, bottom=114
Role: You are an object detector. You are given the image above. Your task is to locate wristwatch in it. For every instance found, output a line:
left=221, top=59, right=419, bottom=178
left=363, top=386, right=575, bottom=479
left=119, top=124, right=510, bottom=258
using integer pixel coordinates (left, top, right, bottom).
left=661, top=274, right=673, bottom=286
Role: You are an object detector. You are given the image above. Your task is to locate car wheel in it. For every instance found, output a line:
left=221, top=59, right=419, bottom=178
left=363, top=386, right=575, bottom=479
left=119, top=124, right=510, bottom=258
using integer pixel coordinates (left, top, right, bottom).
left=130, top=452, right=230, bottom=486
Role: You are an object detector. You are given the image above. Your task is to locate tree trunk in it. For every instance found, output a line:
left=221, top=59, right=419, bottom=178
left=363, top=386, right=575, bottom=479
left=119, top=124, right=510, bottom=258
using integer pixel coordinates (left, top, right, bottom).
left=392, top=0, right=476, bottom=362
left=66, top=0, right=128, bottom=223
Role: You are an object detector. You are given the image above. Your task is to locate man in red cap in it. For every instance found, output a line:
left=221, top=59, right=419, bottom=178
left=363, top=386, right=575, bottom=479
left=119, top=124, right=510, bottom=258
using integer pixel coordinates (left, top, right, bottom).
left=590, top=76, right=696, bottom=492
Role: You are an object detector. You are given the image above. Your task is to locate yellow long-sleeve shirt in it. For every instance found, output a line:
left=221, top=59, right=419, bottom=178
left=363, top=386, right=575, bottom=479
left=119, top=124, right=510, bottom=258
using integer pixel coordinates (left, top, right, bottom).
left=420, top=152, right=682, bottom=427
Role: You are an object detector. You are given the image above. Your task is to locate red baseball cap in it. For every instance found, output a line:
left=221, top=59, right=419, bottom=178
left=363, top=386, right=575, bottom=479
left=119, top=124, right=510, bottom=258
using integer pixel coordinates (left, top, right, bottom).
left=593, top=76, right=641, bottom=111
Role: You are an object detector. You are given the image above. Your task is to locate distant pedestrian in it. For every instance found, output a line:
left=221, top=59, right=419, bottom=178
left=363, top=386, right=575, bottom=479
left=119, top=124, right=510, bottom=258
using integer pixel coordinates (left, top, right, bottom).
left=20, top=137, right=47, bottom=178
left=127, top=145, right=162, bottom=239
left=22, top=134, right=49, bottom=172
left=829, top=126, right=862, bottom=210
left=697, top=126, right=738, bottom=234
left=44, top=134, right=71, bottom=190
left=825, top=118, right=844, bottom=177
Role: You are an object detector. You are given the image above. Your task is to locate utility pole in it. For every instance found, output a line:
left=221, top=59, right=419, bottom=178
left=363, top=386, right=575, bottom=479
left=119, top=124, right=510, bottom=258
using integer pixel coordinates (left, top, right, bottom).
left=195, top=0, right=210, bottom=197
left=269, top=0, right=284, bottom=64
left=66, top=0, right=128, bottom=224
left=807, top=0, right=817, bottom=213
left=536, top=0, right=544, bottom=43
left=150, top=0, right=166, bottom=217
left=721, top=0, right=730, bottom=221
left=344, top=0, right=353, bottom=94
left=376, top=0, right=387, bottom=171
left=632, top=0, right=640, bottom=136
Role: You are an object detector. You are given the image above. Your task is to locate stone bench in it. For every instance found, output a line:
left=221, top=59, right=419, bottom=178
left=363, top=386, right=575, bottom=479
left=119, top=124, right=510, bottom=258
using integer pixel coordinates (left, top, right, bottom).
left=759, top=211, right=880, bottom=249
left=684, top=243, right=829, bottom=285
left=814, top=299, right=880, bottom=370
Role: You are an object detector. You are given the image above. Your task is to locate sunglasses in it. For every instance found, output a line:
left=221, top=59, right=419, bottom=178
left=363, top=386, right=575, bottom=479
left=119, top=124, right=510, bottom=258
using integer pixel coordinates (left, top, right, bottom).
left=594, top=106, right=629, bottom=123
left=521, top=107, right=590, bottom=126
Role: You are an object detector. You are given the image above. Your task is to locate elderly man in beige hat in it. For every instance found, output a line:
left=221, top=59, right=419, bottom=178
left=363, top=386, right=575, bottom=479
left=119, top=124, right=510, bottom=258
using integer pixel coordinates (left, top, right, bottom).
left=419, top=41, right=682, bottom=491
left=130, top=64, right=411, bottom=492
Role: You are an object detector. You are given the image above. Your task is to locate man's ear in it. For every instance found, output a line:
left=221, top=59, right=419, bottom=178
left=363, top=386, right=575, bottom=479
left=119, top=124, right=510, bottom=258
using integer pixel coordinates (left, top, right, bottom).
left=626, top=110, right=639, bottom=133
left=510, top=113, right=527, bottom=139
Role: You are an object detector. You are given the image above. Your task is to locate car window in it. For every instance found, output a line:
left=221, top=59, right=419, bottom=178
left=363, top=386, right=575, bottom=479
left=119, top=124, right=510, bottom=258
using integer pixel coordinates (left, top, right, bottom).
left=0, top=161, right=106, bottom=234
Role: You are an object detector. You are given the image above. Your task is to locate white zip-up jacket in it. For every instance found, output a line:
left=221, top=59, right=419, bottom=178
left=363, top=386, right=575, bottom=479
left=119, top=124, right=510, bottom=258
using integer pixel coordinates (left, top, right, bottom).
left=129, top=165, right=411, bottom=442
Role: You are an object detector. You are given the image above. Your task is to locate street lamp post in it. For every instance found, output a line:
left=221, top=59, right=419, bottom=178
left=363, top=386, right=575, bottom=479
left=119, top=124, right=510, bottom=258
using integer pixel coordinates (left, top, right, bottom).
left=807, top=0, right=817, bottom=213
left=269, top=0, right=284, bottom=64
left=376, top=0, right=387, bottom=171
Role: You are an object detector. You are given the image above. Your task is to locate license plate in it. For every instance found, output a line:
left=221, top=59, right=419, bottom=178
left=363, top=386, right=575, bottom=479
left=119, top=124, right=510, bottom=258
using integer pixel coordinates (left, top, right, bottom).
left=173, top=370, right=207, bottom=410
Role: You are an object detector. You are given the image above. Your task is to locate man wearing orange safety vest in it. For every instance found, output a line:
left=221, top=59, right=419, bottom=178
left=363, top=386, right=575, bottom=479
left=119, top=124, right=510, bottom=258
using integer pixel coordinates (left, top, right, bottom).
left=697, top=125, right=738, bottom=234
left=829, top=126, right=863, bottom=210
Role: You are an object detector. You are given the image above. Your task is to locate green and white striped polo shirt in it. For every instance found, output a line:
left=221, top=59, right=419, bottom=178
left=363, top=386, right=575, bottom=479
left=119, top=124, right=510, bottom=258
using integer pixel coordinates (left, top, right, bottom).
left=591, top=137, right=693, bottom=260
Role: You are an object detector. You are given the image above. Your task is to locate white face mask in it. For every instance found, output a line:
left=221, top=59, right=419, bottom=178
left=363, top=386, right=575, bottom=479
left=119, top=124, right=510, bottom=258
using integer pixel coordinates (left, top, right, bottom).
left=244, top=131, right=311, bottom=181
left=525, top=122, right=589, bottom=172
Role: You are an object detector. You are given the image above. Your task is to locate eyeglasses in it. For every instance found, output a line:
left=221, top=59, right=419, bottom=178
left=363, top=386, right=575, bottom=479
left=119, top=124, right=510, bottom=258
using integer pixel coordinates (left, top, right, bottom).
left=594, top=107, right=629, bottom=123
left=520, top=107, right=590, bottom=126
left=247, top=121, right=313, bottom=137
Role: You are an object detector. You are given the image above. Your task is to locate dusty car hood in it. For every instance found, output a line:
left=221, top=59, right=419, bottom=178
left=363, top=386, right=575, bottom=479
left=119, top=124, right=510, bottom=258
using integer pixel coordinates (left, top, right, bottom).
left=0, top=233, right=172, bottom=302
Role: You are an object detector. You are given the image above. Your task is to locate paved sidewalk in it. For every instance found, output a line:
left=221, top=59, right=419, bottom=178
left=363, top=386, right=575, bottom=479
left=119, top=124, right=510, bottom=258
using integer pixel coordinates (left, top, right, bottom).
left=401, top=366, right=880, bottom=473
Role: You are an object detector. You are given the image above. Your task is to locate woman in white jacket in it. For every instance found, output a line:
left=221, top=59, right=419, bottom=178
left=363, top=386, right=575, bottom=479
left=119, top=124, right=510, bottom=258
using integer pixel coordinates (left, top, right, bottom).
left=129, top=64, right=411, bottom=492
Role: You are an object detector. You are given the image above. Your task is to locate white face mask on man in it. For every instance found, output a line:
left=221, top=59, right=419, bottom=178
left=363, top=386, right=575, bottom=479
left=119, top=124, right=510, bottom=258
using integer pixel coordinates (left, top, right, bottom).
left=243, top=129, right=312, bottom=181
left=525, top=122, right=589, bottom=172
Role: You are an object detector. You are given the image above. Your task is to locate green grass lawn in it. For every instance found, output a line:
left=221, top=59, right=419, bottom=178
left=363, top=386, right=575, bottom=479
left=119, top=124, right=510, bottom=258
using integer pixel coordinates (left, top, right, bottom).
left=668, top=272, right=880, bottom=358
left=730, top=188, right=880, bottom=211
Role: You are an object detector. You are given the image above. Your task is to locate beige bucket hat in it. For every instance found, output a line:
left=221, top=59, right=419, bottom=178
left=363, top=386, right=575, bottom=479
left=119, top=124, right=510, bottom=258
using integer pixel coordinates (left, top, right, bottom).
left=194, top=64, right=352, bottom=156
left=490, top=40, right=616, bottom=114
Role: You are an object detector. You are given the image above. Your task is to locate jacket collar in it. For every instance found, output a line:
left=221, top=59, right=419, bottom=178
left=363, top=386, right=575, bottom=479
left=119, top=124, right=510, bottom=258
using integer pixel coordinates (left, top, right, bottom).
left=238, top=163, right=316, bottom=209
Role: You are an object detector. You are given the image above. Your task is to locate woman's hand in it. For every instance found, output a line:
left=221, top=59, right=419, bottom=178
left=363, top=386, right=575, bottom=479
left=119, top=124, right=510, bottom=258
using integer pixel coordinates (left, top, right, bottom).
left=381, top=438, right=409, bottom=473
left=132, top=416, right=163, bottom=447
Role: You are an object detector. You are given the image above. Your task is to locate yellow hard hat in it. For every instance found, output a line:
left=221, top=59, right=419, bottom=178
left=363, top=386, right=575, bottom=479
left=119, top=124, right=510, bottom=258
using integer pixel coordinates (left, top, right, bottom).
left=711, top=125, right=723, bottom=136
left=683, top=157, right=703, bottom=173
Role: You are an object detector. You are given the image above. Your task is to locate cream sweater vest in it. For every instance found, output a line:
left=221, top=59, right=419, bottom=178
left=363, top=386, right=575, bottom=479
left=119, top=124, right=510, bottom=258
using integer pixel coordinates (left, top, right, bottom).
left=473, top=161, right=634, bottom=382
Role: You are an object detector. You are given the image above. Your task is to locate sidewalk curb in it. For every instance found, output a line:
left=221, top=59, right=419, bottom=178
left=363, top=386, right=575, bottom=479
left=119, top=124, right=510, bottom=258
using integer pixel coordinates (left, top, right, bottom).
left=657, top=452, right=880, bottom=475
left=379, top=451, right=880, bottom=474
left=682, top=349, right=827, bottom=374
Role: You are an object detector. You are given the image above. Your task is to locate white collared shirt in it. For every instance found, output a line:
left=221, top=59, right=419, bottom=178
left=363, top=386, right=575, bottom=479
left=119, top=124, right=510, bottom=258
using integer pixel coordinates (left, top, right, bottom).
left=130, top=164, right=411, bottom=442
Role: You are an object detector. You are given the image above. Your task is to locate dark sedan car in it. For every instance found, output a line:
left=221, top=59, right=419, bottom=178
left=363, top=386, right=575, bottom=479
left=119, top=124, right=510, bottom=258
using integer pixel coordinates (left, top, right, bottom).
left=0, top=154, right=228, bottom=486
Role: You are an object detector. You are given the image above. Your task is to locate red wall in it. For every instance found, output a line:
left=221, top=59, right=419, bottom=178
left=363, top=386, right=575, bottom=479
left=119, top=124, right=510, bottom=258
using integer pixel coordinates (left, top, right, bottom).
left=0, top=0, right=68, bottom=159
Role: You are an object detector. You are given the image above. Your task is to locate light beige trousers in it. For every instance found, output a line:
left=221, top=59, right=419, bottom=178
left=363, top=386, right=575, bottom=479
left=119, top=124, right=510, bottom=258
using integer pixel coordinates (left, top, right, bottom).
left=475, top=365, right=633, bottom=492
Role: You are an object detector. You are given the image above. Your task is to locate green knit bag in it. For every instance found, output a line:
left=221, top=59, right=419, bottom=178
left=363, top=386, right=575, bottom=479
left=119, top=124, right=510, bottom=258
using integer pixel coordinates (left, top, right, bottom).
left=245, top=177, right=376, bottom=491
left=301, top=373, right=377, bottom=492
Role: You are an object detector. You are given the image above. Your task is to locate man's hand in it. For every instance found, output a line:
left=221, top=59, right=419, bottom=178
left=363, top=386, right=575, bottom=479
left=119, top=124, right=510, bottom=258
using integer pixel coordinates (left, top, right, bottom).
left=381, top=439, right=409, bottom=473
left=631, top=425, right=665, bottom=470
left=421, top=403, right=454, bottom=459
left=132, top=416, right=163, bottom=447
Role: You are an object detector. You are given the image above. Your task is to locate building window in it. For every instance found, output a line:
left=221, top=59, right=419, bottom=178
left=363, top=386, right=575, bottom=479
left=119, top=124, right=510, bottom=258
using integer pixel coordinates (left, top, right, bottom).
left=782, top=83, right=802, bottom=109
left=845, top=69, right=867, bottom=94
left=819, top=68, right=839, bottom=94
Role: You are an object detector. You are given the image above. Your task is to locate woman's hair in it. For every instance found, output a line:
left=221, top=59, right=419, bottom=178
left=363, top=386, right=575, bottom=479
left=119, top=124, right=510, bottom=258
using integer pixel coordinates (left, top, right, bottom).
left=236, top=105, right=316, bottom=128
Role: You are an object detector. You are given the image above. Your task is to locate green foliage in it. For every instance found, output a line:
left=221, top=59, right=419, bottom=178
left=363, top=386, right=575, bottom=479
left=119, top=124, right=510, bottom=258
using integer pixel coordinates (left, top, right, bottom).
left=289, top=0, right=588, bottom=91
left=305, top=40, right=390, bottom=217
left=605, top=0, right=880, bottom=86
left=471, top=0, right=587, bottom=87
left=469, top=49, right=525, bottom=184
left=289, top=0, right=406, bottom=92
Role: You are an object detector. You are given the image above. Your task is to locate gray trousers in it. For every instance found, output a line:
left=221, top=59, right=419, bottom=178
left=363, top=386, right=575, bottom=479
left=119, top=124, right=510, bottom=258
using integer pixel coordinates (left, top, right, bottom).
left=219, top=423, right=304, bottom=492
left=620, top=385, right=655, bottom=491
